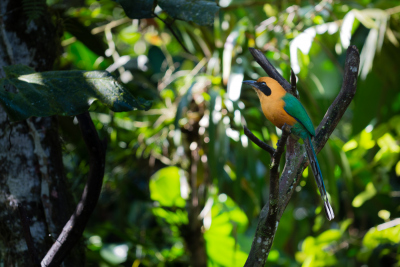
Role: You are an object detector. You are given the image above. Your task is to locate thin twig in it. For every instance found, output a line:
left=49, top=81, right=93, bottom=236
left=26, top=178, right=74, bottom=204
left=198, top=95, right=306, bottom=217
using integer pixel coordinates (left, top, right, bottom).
left=154, top=13, right=191, bottom=54
left=244, top=124, right=291, bottom=267
left=41, top=112, right=106, bottom=267
left=18, top=203, right=40, bottom=267
left=243, top=125, right=275, bottom=155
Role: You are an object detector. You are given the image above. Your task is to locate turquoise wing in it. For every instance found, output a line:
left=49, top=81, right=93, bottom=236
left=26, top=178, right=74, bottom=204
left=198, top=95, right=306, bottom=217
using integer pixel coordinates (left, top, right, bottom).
left=282, top=93, right=315, bottom=136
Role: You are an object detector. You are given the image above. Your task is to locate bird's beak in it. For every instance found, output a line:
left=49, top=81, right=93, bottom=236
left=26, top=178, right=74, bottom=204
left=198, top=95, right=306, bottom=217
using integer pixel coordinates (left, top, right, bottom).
left=243, top=80, right=259, bottom=90
left=243, top=80, right=272, bottom=96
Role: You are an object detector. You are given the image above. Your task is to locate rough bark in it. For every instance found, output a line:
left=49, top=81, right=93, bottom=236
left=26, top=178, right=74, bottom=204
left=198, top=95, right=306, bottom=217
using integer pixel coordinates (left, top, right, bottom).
left=0, top=1, right=83, bottom=266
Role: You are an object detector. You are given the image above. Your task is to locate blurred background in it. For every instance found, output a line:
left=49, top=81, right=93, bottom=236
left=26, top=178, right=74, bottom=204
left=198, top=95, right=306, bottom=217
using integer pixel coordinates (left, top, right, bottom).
left=51, top=0, right=400, bottom=266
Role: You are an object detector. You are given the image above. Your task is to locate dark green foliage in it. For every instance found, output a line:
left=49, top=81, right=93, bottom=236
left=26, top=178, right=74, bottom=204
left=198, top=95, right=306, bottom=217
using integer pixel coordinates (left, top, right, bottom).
left=115, top=0, right=219, bottom=25
left=158, top=0, right=219, bottom=26
left=0, top=65, right=151, bottom=121
left=114, top=0, right=155, bottom=19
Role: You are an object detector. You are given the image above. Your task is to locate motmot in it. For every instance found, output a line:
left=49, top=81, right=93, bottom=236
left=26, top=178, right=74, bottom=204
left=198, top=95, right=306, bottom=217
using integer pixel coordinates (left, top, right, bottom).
left=243, top=77, right=335, bottom=221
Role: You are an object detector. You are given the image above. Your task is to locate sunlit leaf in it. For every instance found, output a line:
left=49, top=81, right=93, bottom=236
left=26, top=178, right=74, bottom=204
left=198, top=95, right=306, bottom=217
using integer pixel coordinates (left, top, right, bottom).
left=396, top=161, right=400, bottom=176
left=0, top=65, right=151, bottom=121
left=343, top=139, right=358, bottom=152
left=223, top=17, right=249, bottom=84
left=149, top=166, right=187, bottom=207
left=316, top=229, right=341, bottom=243
left=352, top=182, right=377, bottom=208
left=374, top=133, right=400, bottom=169
left=358, top=224, right=400, bottom=262
left=227, top=65, right=244, bottom=101
left=355, top=9, right=389, bottom=79
left=340, top=10, right=355, bottom=49
left=377, top=210, right=390, bottom=221
left=204, top=194, right=248, bottom=266
left=340, top=218, right=353, bottom=233
left=267, top=250, right=279, bottom=262
left=152, top=207, right=188, bottom=225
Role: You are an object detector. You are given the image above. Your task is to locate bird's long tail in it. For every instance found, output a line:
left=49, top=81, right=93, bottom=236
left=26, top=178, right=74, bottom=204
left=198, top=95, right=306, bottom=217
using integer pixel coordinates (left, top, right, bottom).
left=304, top=135, right=335, bottom=221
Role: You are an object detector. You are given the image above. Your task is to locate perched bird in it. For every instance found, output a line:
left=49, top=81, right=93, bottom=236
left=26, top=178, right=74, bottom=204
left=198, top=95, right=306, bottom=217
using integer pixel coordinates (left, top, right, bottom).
left=243, top=77, right=334, bottom=221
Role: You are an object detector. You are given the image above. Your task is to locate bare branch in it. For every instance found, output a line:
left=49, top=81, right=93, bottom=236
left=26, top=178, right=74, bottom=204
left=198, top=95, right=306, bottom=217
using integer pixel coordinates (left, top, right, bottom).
left=41, top=112, right=106, bottom=267
left=249, top=48, right=292, bottom=91
left=244, top=124, right=291, bottom=267
left=243, top=125, right=275, bottom=155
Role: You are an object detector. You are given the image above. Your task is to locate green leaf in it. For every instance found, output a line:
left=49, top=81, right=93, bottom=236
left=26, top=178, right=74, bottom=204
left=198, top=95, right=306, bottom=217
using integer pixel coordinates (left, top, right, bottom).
left=152, top=207, right=188, bottom=225
left=0, top=65, right=151, bottom=122
left=204, top=194, right=248, bottom=266
left=115, top=0, right=155, bottom=19
left=316, top=229, right=341, bottom=243
left=358, top=224, right=400, bottom=262
left=158, top=0, right=219, bottom=26
left=352, top=182, right=377, bottom=208
left=149, top=166, right=187, bottom=207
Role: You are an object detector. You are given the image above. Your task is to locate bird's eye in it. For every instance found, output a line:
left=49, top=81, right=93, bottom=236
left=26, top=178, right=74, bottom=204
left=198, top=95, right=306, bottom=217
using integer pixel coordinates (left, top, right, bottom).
left=261, top=82, right=266, bottom=85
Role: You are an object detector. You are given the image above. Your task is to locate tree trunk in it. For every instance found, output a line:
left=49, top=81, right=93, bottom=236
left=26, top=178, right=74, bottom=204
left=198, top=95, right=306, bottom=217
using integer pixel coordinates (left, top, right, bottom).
left=0, top=1, right=84, bottom=266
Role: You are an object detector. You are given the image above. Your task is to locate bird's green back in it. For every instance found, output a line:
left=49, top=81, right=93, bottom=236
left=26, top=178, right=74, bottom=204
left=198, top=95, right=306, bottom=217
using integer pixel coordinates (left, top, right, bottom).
left=282, top=93, right=316, bottom=137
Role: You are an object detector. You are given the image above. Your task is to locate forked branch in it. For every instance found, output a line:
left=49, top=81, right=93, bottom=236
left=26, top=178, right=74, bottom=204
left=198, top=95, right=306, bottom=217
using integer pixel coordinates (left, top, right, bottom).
left=244, top=46, right=360, bottom=267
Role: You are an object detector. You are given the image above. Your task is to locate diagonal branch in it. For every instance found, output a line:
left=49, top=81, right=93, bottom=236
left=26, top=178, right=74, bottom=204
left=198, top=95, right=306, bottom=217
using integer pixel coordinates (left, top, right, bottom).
left=243, top=125, right=275, bottom=155
left=244, top=124, right=291, bottom=267
left=249, top=48, right=292, bottom=92
left=41, top=112, right=106, bottom=267
left=244, top=45, right=360, bottom=265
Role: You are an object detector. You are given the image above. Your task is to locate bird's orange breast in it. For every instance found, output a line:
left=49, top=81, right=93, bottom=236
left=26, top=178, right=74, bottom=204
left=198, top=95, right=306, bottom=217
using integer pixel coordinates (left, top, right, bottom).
left=257, top=90, right=297, bottom=129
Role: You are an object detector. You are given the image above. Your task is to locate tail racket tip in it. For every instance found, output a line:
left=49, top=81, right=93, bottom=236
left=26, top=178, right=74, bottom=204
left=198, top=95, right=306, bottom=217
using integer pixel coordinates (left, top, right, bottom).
left=324, top=200, right=335, bottom=221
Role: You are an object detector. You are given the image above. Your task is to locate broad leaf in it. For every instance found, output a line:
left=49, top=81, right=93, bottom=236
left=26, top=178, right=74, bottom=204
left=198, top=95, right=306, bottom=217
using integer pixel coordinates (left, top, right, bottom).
left=158, top=0, right=219, bottom=26
left=114, top=0, right=218, bottom=25
left=115, top=0, right=155, bottom=19
left=149, top=166, right=188, bottom=208
left=0, top=65, right=151, bottom=122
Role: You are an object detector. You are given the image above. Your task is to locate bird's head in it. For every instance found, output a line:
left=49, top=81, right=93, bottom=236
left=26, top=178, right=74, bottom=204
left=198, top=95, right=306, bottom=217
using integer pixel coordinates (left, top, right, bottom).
left=242, top=77, right=285, bottom=99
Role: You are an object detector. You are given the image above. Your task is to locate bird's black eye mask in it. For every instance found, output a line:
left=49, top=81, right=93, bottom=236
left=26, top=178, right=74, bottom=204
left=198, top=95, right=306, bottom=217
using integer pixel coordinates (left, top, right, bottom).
left=255, top=82, right=272, bottom=96
left=242, top=80, right=272, bottom=96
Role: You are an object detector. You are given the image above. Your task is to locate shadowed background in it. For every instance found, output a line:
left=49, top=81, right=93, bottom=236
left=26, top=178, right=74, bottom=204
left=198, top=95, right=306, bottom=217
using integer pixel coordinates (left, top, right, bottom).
left=51, top=0, right=400, bottom=266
